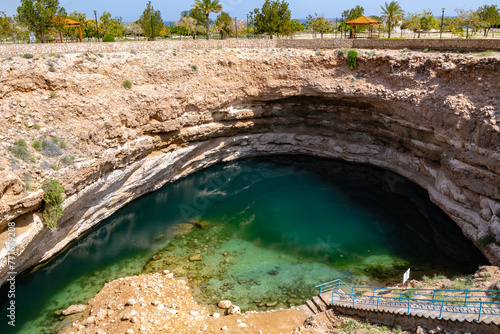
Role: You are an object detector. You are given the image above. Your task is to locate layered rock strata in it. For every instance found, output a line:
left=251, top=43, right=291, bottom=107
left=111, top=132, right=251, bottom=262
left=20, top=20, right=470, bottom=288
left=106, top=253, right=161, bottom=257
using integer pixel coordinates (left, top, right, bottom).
left=0, top=48, right=499, bottom=286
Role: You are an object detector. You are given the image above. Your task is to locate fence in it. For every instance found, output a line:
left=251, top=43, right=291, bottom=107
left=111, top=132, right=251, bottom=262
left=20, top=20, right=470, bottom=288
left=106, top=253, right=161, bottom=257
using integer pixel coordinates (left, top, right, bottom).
left=316, top=279, right=500, bottom=322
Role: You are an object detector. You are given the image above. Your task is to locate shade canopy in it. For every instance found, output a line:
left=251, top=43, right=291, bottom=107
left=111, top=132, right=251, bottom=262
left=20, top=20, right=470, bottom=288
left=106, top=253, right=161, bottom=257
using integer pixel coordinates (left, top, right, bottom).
left=345, top=15, right=382, bottom=26
left=344, top=15, right=381, bottom=39
left=54, top=16, right=83, bottom=42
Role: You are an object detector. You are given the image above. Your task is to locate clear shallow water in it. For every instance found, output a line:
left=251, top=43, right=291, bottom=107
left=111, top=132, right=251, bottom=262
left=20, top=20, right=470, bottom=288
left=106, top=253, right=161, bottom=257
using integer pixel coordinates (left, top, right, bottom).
left=0, top=155, right=487, bottom=333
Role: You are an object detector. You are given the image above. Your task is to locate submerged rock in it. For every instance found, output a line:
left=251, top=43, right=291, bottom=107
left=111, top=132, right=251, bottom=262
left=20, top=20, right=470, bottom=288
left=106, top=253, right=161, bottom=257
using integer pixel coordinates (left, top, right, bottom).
left=189, top=254, right=202, bottom=261
left=61, top=304, right=86, bottom=316
left=268, top=269, right=279, bottom=276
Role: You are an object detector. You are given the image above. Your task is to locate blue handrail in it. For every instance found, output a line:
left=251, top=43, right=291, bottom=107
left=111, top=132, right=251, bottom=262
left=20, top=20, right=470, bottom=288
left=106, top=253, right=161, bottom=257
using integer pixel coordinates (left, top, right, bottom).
left=316, top=279, right=500, bottom=322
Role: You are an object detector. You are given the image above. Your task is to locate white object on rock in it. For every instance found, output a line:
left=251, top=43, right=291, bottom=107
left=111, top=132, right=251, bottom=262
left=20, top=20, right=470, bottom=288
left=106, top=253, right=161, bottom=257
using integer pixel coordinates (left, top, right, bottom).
left=227, top=305, right=241, bottom=315
left=212, top=312, right=220, bottom=318
left=218, top=300, right=232, bottom=309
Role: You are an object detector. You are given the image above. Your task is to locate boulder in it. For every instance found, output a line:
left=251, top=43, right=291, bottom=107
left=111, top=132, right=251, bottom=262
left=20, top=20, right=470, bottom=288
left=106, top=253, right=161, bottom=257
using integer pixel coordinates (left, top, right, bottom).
left=61, top=304, right=86, bottom=316
left=227, top=305, right=241, bottom=315
left=218, top=300, right=232, bottom=309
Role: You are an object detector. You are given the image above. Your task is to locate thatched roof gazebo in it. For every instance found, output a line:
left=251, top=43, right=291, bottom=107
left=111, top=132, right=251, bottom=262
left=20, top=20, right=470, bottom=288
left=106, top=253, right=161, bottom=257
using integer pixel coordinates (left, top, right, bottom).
left=344, top=15, right=381, bottom=39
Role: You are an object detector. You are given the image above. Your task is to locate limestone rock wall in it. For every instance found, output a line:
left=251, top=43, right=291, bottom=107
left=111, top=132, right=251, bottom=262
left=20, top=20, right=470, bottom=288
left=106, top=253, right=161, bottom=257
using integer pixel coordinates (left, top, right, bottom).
left=0, top=48, right=499, bottom=286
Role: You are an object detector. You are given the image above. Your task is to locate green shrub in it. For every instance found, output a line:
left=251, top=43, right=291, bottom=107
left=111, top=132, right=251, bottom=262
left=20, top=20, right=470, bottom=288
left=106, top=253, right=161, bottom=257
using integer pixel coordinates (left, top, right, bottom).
left=8, top=139, right=30, bottom=161
left=123, top=80, right=132, bottom=89
left=476, top=234, right=495, bottom=248
left=51, top=163, right=59, bottom=170
left=34, top=123, right=40, bottom=130
left=60, top=155, right=75, bottom=165
left=423, top=48, right=429, bottom=53
left=22, top=53, right=34, bottom=59
left=347, top=49, right=358, bottom=69
left=48, top=66, right=55, bottom=72
left=102, top=35, right=115, bottom=42
left=32, top=140, right=42, bottom=151
left=25, top=181, right=33, bottom=191
left=51, top=137, right=59, bottom=144
left=42, top=179, right=65, bottom=231
left=337, top=48, right=348, bottom=56
left=191, top=64, right=198, bottom=71
left=59, top=140, right=67, bottom=149
left=6, top=56, right=13, bottom=61
left=49, top=91, right=56, bottom=99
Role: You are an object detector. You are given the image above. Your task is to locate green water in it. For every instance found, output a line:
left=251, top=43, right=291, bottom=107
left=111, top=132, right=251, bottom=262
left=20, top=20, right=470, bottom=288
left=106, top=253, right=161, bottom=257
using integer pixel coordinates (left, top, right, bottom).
left=0, top=156, right=487, bottom=333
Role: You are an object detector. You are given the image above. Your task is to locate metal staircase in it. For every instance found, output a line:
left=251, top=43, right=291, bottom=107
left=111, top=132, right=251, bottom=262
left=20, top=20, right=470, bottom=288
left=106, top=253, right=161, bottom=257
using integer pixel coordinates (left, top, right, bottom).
left=307, top=279, right=500, bottom=326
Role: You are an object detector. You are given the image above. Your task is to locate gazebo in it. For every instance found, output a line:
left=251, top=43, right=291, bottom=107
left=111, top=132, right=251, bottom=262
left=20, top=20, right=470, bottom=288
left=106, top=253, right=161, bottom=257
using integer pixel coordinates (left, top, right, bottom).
left=344, top=15, right=381, bottom=39
left=58, top=18, right=83, bottom=43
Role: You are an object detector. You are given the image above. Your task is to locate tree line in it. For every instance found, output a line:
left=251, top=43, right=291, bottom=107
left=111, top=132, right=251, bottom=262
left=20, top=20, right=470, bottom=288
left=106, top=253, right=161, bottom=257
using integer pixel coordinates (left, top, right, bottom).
left=0, top=0, right=499, bottom=43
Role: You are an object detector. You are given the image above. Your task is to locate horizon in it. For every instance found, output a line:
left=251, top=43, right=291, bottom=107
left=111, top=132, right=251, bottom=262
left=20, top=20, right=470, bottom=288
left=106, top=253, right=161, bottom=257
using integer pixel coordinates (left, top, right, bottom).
left=0, top=0, right=493, bottom=22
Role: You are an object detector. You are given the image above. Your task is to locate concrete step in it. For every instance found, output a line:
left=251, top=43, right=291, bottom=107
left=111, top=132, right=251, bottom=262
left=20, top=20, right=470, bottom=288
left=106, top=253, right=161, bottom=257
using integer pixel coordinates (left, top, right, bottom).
left=312, top=296, right=327, bottom=313
left=305, top=300, right=319, bottom=315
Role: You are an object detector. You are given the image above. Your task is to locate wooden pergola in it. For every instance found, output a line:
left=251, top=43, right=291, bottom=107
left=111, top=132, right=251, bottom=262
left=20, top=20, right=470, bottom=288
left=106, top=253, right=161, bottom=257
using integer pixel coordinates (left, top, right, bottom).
left=344, top=15, right=381, bottom=39
left=58, top=17, right=83, bottom=42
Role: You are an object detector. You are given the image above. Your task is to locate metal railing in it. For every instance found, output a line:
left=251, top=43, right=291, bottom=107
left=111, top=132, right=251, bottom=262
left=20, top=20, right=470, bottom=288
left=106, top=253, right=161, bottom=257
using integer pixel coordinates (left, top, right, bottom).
left=316, top=279, right=500, bottom=322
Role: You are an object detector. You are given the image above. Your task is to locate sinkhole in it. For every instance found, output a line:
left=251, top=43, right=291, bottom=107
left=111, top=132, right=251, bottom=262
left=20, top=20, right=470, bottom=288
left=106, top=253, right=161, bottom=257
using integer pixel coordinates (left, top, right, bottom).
left=0, top=155, right=487, bottom=334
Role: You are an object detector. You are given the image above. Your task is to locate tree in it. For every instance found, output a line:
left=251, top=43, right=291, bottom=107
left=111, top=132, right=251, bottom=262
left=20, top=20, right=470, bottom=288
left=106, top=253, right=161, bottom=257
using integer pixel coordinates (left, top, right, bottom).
left=250, top=0, right=293, bottom=38
left=192, top=0, right=222, bottom=40
left=306, top=13, right=333, bottom=38
left=173, top=16, right=197, bottom=39
left=139, top=1, right=163, bottom=40
left=342, top=5, right=364, bottom=22
left=15, top=0, right=66, bottom=43
left=215, top=12, right=232, bottom=39
left=99, top=11, right=125, bottom=38
left=419, top=9, right=438, bottom=35
left=341, top=5, right=364, bottom=34
left=286, top=19, right=304, bottom=37
left=0, top=12, right=16, bottom=41
left=455, top=9, right=480, bottom=39
left=380, top=1, right=404, bottom=39
left=477, top=5, right=499, bottom=37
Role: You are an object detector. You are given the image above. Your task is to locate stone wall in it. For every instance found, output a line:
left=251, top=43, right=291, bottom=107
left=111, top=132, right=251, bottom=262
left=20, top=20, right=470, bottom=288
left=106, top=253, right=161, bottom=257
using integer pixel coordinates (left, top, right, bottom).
left=0, top=38, right=499, bottom=56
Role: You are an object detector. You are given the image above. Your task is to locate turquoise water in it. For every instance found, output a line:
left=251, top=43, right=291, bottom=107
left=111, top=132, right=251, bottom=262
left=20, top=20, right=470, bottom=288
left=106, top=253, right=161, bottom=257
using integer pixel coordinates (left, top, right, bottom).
left=0, top=156, right=487, bottom=333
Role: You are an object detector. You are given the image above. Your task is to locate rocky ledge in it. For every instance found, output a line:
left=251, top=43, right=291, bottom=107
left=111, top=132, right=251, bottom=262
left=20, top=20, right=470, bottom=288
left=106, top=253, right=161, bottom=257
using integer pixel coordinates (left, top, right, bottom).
left=0, top=47, right=499, bottom=286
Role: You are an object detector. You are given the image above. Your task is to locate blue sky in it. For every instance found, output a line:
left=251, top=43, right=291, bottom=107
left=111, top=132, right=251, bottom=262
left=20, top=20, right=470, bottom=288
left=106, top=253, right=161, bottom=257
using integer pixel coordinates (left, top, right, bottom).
left=0, top=0, right=494, bottom=22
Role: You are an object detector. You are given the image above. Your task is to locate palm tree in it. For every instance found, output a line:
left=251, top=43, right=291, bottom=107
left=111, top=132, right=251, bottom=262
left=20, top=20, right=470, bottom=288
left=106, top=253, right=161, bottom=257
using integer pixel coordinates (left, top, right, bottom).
left=192, top=0, right=223, bottom=40
left=380, top=1, right=405, bottom=39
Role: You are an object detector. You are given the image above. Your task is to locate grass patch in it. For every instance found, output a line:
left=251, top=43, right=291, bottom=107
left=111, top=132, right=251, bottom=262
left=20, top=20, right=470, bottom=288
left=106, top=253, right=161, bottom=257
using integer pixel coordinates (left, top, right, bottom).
left=59, top=140, right=67, bottom=149
left=60, top=155, right=75, bottom=165
left=8, top=139, right=30, bottom=162
left=123, top=80, right=132, bottom=89
left=32, top=140, right=42, bottom=151
left=49, top=91, right=56, bottom=99
left=25, top=181, right=33, bottom=191
left=22, top=53, right=34, bottom=59
left=34, top=123, right=40, bottom=130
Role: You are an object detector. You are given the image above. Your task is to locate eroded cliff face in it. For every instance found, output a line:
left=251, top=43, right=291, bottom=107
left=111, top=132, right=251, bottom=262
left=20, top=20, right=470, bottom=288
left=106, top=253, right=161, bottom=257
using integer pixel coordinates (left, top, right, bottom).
left=0, top=48, right=499, bottom=285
